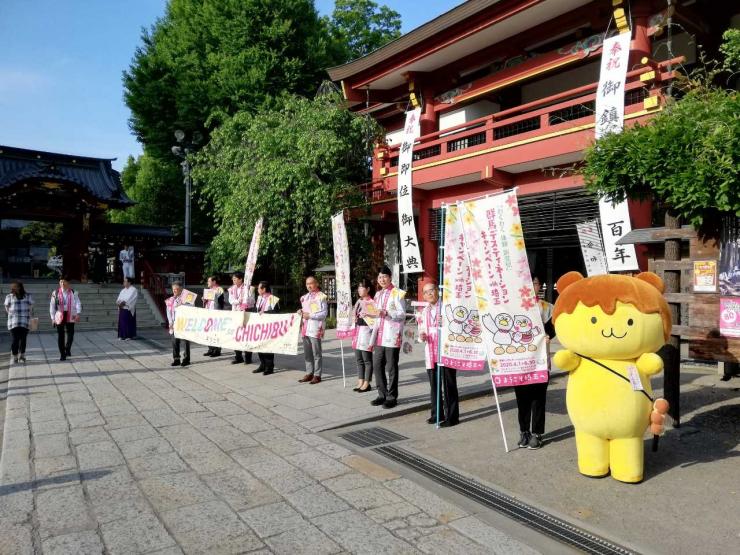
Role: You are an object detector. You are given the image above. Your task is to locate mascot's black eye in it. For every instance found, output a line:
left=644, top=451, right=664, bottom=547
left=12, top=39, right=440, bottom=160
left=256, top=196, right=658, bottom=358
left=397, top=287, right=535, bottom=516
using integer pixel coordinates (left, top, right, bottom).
left=627, top=319, right=634, bottom=326
left=590, top=317, right=597, bottom=324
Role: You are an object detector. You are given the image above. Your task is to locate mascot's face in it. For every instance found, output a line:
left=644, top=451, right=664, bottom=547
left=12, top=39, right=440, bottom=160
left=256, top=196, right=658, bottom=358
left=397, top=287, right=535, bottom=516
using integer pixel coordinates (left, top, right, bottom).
left=495, top=313, right=512, bottom=331
left=453, top=306, right=468, bottom=321
left=553, top=271, right=671, bottom=360
left=512, top=315, right=533, bottom=334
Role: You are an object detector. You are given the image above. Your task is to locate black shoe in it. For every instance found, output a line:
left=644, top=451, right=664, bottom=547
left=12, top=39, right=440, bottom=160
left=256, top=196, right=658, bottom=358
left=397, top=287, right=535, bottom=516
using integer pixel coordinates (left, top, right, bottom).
left=439, top=420, right=458, bottom=428
left=518, top=431, right=531, bottom=448
left=180, top=359, right=190, bottom=367
left=720, top=375, right=731, bottom=381
left=353, top=386, right=361, bottom=392
left=357, top=385, right=372, bottom=393
left=65, top=349, right=71, bottom=357
left=231, top=359, right=243, bottom=364
left=426, top=416, right=436, bottom=424
left=60, top=355, right=66, bottom=361
left=204, top=351, right=213, bottom=357
left=244, top=356, right=253, bottom=364
left=253, top=366, right=265, bottom=374
left=370, top=397, right=385, bottom=406
left=528, top=434, right=543, bottom=449
left=171, top=360, right=181, bottom=366
left=262, top=369, right=274, bottom=376
left=383, top=400, right=397, bottom=409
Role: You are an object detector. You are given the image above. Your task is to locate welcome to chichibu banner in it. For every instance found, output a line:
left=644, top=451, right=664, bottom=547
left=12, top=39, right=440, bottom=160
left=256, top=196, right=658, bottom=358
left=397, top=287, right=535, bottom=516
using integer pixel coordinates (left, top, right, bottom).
left=173, top=305, right=301, bottom=355
left=457, top=192, right=548, bottom=386
left=440, top=205, right=486, bottom=370
left=244, top=217, right=263, bottom=286
left=397, top=107, right=423, bottom=274
left=332, top=212, right=354, bottom=339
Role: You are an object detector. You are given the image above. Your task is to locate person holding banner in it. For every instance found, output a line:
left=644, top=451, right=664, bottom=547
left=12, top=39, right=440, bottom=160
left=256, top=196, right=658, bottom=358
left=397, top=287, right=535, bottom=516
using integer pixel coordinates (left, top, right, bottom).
left=352, top=279, right=375, bottom=392
left=253, top=281, right=280, bottom=375
left=515, top=276, right=556, bottom=449
left=371, top=265, right=406, bottom=409
left=420, top=282, right=459, bottom=426
left=228, top=271, right=254, bottom=365
left=297, top=276, right=328, bottom=385
left=166, top=282, right=190, bottom=367
left=203, top=276, right=225, bottom=357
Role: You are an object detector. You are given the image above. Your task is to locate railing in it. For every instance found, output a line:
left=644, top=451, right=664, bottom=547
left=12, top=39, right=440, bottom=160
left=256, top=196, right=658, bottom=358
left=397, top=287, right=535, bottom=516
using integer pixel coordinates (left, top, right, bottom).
left=141, top=260, right=168, bottom=320
left=377, top=58, right=681, bottom=179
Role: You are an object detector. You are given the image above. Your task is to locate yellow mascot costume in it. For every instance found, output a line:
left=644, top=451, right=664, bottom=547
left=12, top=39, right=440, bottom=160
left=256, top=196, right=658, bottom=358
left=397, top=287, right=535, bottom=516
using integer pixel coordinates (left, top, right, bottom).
left=552, top=271, right=671, bottom=483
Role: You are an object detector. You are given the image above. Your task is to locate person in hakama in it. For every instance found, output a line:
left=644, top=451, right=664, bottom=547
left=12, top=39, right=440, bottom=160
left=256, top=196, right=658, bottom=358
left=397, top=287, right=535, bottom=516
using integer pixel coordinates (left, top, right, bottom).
left=166, top=282, right=190, bottom=367
left=252, top=281, right=280, bottom=375
left=228, top=271, right=254, bottom=365
left=203, top=275, right=225, bottom=357
left=419, top=283, right=459, bottom=426
left=116, top=277, right=138, bottom=340
left=352, top=279, right=375, bottom=393
left=370, top=265, right=406, bottom=409
left=49, top=276, right=82, bottom=361
left=297, top=276, right=328, bottom=385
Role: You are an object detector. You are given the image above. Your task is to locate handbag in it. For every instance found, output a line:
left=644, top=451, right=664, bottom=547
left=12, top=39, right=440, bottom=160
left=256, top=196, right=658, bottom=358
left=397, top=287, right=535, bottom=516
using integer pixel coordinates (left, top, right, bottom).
left=29, top=317, right=39, bottom=332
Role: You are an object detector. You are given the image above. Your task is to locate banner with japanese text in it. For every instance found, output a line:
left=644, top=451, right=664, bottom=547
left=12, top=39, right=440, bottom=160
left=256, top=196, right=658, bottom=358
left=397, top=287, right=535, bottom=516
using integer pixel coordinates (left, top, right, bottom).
left=244, top=217, right=263, bottom=287
left=173, top=305, right=301, bottom=355
left=331, top=212, right=354, bottom=339
left=458, top=192, right=548, bottom=386
left=440, top=205, right=486, bottom=370
left=595, top=31, right=638, bottom=271
left=576, top=219, right=608, bottom=276
left=397, top=108, right=423, bottom=274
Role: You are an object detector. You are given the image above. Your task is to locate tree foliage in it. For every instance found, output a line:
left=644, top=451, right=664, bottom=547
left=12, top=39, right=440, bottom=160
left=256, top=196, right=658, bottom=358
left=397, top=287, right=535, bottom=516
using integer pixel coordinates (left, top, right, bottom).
left=325, top=0, right=401, bottom=62
left=19, top=222, right=63, bottom=246
left=582, top=35, right=740, bottom=228
left=192, top=92, right=381, bottom=279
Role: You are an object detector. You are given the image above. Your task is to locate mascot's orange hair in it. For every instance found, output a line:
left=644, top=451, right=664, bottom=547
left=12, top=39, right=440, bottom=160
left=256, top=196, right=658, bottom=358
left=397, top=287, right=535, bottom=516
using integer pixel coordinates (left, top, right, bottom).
left=552, top=271, right=672, bottom=341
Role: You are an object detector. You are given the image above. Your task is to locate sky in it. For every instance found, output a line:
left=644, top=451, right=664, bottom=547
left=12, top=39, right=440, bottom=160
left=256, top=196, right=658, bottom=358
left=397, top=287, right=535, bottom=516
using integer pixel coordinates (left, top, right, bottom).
left=0, top=0, right=461, bottom=171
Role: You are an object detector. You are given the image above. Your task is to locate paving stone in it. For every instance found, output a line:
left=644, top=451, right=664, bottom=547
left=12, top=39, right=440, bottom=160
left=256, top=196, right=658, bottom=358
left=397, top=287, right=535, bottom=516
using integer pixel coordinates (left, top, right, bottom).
left=366, top=501, right=422, bottom=523
left=108, top=424, right=159, bottom=443
left=119, top=436, right=174, bottom=459
left=342, top=455, right=400, bottom=481
left=384, top=519, right=408, bottom=531
left=336, top=485, right=406, bottom=511
left=139, top=471, right=215, bottom=512
left=33, top=433, right=71, bottom=458
left=286, top=451, right=351, bottom=481
left=141, top=408, right=187, bottom=427
left=239, top=501, right=307, bottom=538
left=67, top=412, right=106, bottom=429
left=265, top=523, right=342, bottom=555
left=0, top=488, right=33, bottom=525
left=101, top=513, right=175, bottom=554
left=42, top=530, right=104, bottom=555
left=197, top=424, right=259, bottom=452
left=35, top=468, right=82, bottom=492
left=201, top=400, right=246, bottom=416
left=225, top=413, right=272, bottom=434
left=181, top=449, right=238, bottom=474
left=260, top=466, right=317, bottom=495
left=30, top=410, right=67, bottom=423
left=68, top=426, right=110, bottom=446
left=129, top=452, right=190, bottom=479
left=413, top=526, right=491, bottom=555
left=252, top=430, right=313, bottom=456
left=387, top=478, right=468, bottom=523
left=63, top=401, right=100, bottom=415
left=0, top=523, right=33, bottom=555
left=36, top=485, right=95, bottom=539
left=316, top=442, right=353, bottom=459
left=201, top=468, right=281, bottom=512
left=34, top=455, right=77, bottom=479
left=448, top=516, right=539, bottom=555
left=146, top=548, right=185, bottom=555
left=407, top=514, right=440, bottom=528
left=104, top=413, right=149, bottom=429
left=312, top=509, right=421, bottom=555
left=32, top=419, right=69, bottom=436
left=162, top=500, right=263, bottom=554
left=394, top=526, right=423, bottom=541
left=98, top=402, right=138, bottom=417
left=231, top=446, right=287, bottom=472
left=76, top=440, right=124, bottom=470
left=285, top=483, right=351, bottom=518
left=322, top=472, right=377, bottom=493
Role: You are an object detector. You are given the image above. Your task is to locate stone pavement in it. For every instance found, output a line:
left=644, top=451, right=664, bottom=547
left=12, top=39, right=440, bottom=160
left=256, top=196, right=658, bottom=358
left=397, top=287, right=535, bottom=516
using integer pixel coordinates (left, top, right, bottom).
left=0, top=329, right=538, bottom=555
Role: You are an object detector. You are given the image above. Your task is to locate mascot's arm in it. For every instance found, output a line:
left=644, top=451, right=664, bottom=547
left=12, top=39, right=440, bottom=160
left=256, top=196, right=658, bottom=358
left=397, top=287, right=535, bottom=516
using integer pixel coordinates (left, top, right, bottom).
left=553, top=349, right=581, bottom=372
left=481, top=314, right=496, bottom=333
left=636, top=352, right=663, bottom=376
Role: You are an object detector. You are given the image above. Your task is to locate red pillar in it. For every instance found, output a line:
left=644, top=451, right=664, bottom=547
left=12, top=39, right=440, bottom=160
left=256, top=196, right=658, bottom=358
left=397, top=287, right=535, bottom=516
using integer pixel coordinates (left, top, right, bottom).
left=630, top=4, right=652, bottom=65
left=420, top=87, right=437, bottom=136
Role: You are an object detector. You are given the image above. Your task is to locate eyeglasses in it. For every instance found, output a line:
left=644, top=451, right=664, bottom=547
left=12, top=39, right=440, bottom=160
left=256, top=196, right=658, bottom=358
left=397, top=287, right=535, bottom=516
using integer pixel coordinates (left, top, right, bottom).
left=422, top=289, right=435, bottom=295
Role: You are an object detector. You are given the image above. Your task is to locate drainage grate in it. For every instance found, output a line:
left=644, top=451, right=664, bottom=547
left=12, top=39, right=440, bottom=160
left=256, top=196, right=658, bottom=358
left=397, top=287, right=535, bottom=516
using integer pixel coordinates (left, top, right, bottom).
left=339, top=427, right=409, bottom=448
left=374, top=445, right=637, bottom=555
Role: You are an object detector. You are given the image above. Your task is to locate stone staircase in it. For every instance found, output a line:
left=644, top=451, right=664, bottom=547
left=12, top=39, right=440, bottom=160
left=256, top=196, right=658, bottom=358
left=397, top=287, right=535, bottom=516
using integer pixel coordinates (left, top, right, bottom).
left=0, top=281, right=163, bottom=333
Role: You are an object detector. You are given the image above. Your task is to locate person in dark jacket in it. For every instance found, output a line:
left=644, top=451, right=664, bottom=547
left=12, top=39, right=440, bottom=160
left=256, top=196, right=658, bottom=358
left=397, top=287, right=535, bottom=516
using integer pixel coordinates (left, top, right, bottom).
left=252, top=281, right=280, bottom=375
left=203, top=275, right=225, bottom=357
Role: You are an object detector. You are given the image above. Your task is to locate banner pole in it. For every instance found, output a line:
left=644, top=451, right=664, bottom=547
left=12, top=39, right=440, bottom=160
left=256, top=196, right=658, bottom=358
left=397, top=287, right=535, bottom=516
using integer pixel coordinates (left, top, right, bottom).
left=435, top=205, right=447, bottom=429
left=339, top=340, right=347, bottom=388
left=455, top=200, right=510, bottom=452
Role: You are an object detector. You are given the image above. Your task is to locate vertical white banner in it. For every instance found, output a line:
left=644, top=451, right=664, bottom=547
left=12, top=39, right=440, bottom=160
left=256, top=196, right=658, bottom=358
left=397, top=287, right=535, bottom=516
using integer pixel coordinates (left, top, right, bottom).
left=599, top=199, right=639, bottom=272
left=244, top=217, right=263, bottom=287
left=397, top=107, right=423, bottom=274
left=458, top=192, right=549, bottom=386
left=331, top=212, right=354, bottom=339
left=576, top=219, right=609, bottom=276
left=595, top=32, right=631, bottom=139
left=440, top=205, right=486, bottom=370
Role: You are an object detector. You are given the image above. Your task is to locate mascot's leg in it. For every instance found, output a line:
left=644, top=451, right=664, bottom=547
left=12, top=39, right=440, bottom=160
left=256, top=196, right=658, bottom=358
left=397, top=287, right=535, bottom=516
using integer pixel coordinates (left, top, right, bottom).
left=609, top=437, right=644, bottom=483
left=575, top=431, right=609, bottom=477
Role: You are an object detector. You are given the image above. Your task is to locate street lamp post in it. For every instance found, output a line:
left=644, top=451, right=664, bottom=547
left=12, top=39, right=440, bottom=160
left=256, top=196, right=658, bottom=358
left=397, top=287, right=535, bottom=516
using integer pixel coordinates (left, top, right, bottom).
left=171, top=130, right=201, bottom=245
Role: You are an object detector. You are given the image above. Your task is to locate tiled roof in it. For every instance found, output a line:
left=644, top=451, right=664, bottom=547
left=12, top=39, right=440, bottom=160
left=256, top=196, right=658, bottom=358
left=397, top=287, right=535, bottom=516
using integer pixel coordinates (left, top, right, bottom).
left=0, top=145, right=133, bottom=207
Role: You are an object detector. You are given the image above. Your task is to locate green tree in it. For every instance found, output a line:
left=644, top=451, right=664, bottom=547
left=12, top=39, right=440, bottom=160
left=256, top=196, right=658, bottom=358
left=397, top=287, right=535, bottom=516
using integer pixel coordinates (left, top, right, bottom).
left=19, top=222, right=63, bottom=247
left=192, top=92, right=381, bottom=281
left=325, top=0, right=402, bottom=62
left=582, top=33, right=739, bottom=228
left=123, top=0, right=333, bottom=160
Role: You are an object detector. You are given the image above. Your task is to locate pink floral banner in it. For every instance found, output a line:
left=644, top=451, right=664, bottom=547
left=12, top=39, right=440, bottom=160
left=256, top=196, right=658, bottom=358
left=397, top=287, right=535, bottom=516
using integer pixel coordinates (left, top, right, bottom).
left=440, top=205, right=486, bottom=370
left=331, top=212, right=354, bottom=339
left=457, top=192, right=549, bottom=386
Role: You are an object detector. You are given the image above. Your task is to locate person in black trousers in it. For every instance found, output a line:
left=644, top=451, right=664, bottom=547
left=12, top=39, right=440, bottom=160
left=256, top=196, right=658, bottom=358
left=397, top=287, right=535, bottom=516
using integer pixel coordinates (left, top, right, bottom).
left=49, top=276, right=81, bottom=361
left=516, top=276, right=555, bottom=449
left=252, top=281, right=279, bottom=375
left=166, top=282, right=190, bottom=367
left=203, top=275, right=225, bottom=357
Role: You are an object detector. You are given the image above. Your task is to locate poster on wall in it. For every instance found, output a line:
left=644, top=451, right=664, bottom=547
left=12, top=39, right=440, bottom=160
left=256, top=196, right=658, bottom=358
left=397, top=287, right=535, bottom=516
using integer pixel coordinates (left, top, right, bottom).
left=576, top=219, right=608, bottom=276
left=719, top=216, right=740, bottom=337
left=439, top=205, right=486, bottom=370
left=693, top=260, right=717, bottom=293
left=397, top=107, right=423, bottom=274
left=457, top=192, right=549, bottom=386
